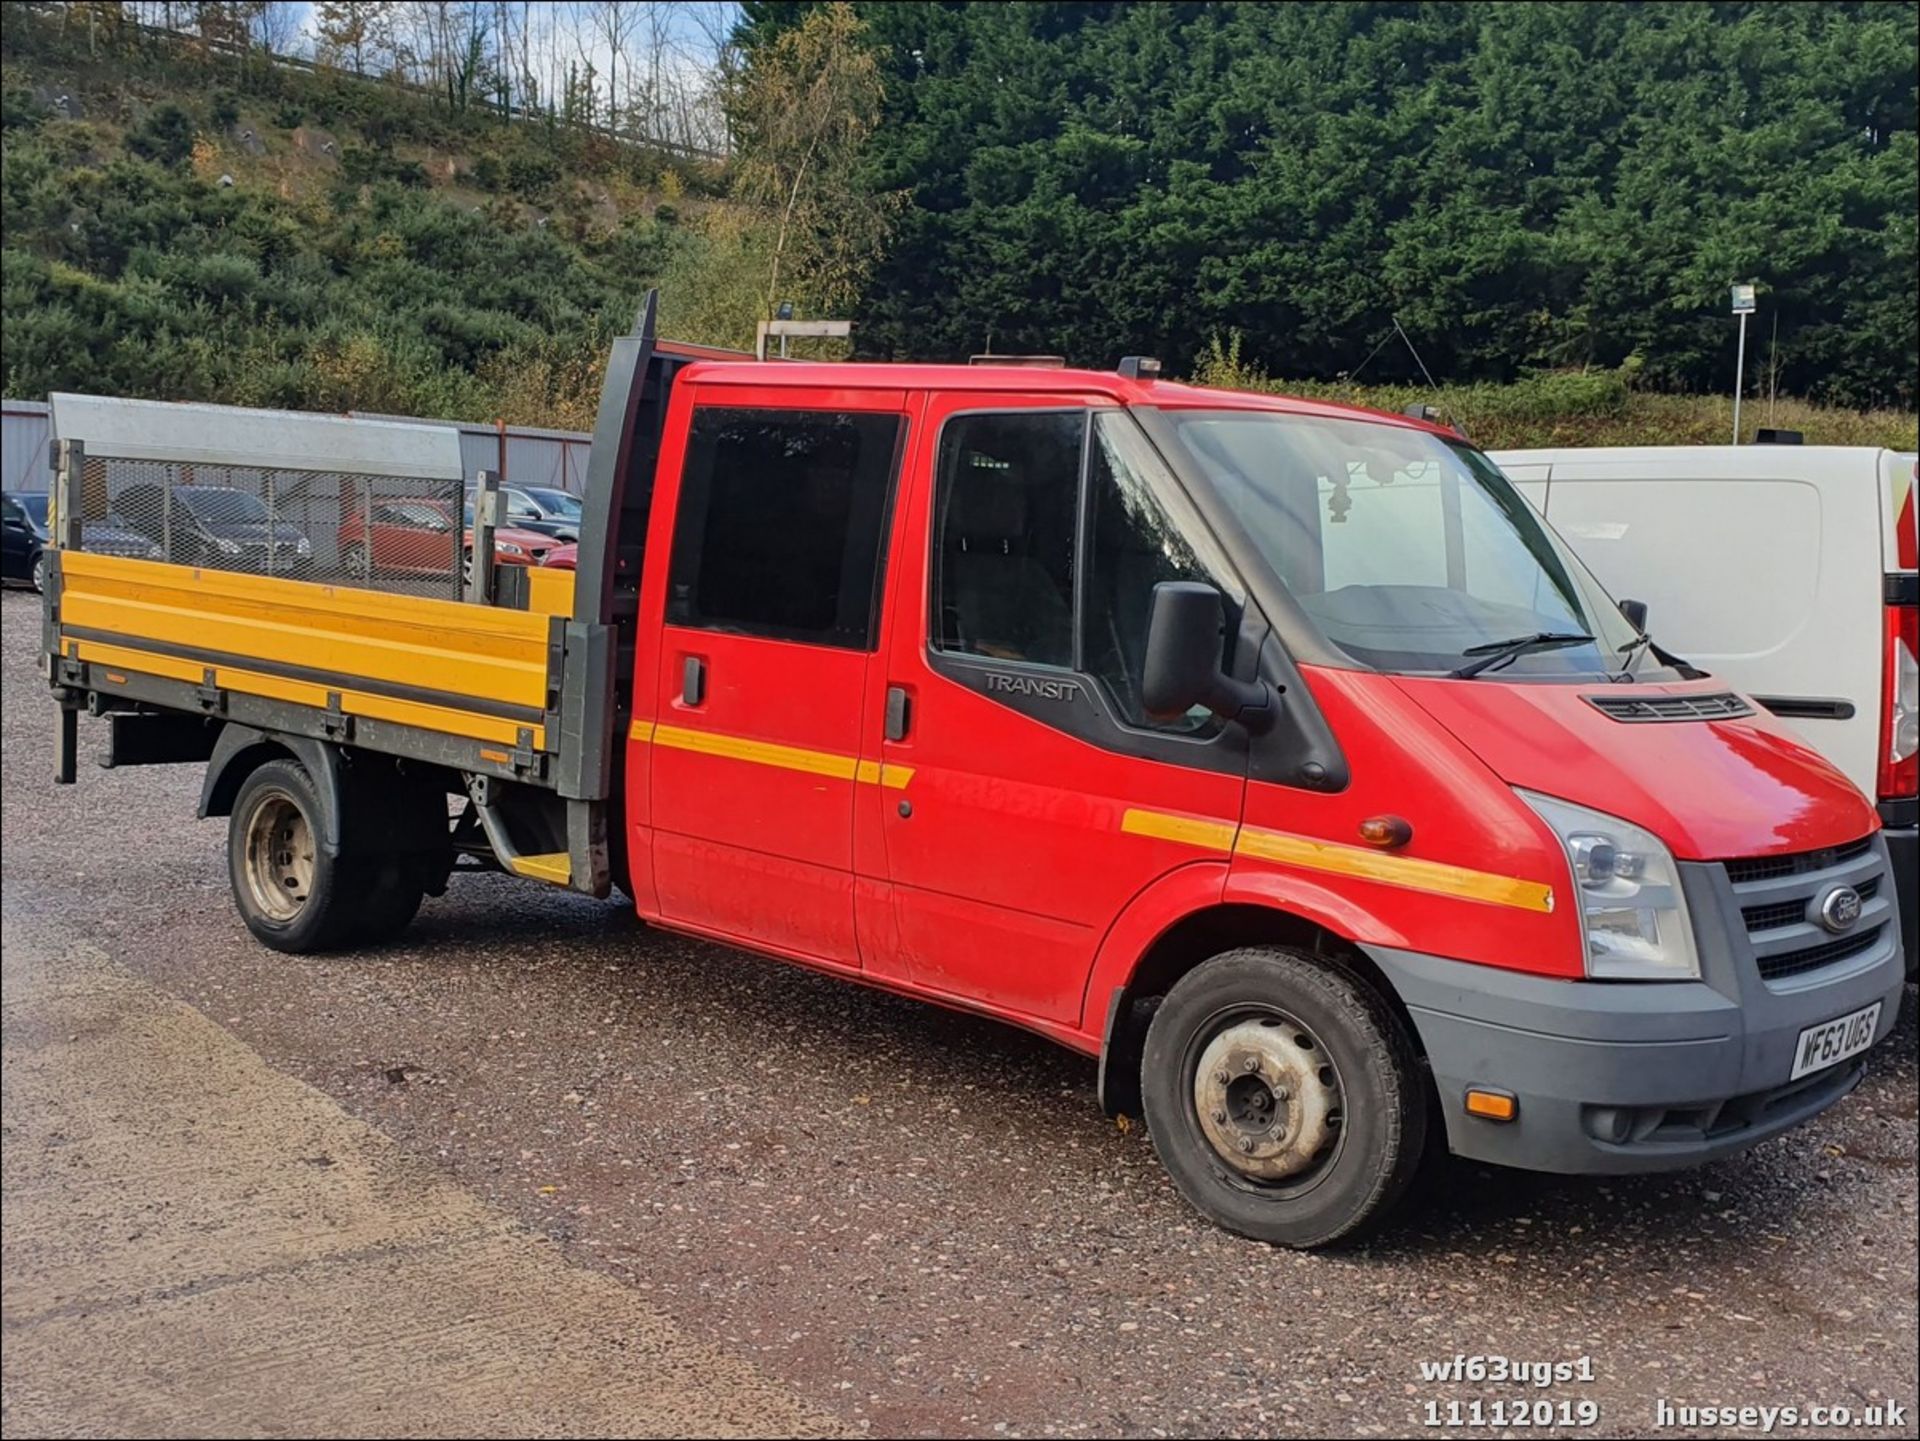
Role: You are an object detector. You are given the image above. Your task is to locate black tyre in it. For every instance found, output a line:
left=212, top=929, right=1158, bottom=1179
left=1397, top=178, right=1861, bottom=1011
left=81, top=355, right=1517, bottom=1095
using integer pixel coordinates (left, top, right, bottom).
left=227, top=759, right=357, bottom=953
left=352, top=855, right=425, bottom=943
left=1140, top=946, right=1427, bottom=1248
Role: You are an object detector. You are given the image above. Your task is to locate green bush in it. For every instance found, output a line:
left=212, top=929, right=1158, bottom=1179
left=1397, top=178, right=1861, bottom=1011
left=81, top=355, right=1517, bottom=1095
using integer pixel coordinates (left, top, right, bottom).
left=124, top=104, right=194, bottom=168
left=504, top=149, right=560, bottom=202
left=210, top=91, right=239, bottom=130
left=1, top=86, right=47, bottom=132
left=273, top=103, right=304, bottom=129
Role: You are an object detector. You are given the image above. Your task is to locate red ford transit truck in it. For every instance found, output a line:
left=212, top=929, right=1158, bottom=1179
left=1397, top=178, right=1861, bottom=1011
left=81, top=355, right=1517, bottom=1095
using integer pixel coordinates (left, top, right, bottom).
left=42, top=298, right=1907, bottom=1245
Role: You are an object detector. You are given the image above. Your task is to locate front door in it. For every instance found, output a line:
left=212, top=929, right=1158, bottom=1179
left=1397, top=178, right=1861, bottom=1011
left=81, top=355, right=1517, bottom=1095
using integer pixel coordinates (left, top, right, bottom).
left=865, top=397, right=1250, bottom=1025
left=647, top=388, right=909, bottom=967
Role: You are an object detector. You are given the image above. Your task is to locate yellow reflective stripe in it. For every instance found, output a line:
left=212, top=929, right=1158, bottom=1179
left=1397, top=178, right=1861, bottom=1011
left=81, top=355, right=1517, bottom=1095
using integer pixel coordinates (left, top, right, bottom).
left=1234, top=828, right=1554, bottom=913
left=653, top=723, right=857, bottom=780
left=854, top=758, right=916, bottom=789
left=1121, top=807, right=1238, bottom=852
left=1121, top=806, right=1553, bottom=913
left=632, top=721, right=912, bottom=789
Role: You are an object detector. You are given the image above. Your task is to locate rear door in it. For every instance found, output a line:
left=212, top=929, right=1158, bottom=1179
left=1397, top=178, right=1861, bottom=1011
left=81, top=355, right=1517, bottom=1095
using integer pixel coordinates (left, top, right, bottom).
left=645, top=384, right=909, bottom=965
left=862, top=396, right=1249, bottom=1025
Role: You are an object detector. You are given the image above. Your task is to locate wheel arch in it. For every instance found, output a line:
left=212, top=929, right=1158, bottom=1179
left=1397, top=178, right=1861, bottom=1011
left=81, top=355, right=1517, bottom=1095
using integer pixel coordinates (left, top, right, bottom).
left=1091, top=893, right=1426, bottom=1120
left=200, top=725, right=345, bottom=855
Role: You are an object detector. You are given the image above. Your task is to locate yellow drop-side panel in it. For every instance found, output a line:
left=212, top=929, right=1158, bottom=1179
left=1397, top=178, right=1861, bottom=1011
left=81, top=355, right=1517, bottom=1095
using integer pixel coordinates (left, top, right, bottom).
left=57, top=552, right=554, bottom=748
left=525, top=566, right=575, bottom=618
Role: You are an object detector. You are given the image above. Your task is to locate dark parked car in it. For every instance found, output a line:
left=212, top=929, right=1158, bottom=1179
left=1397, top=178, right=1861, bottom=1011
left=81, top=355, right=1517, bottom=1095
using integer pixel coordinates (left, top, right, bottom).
left=117, top=484, right=312, bottom=574
left=2, top=491, right=47, bottom=591
left=494, top=485, right=583, bottom=543
left=5, top=491, right=187, bottom=591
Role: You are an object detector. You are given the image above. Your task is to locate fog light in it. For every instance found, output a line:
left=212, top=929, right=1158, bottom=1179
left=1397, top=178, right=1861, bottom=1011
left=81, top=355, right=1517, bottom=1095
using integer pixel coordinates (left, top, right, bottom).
left=1464, top=1088, right=1517, bottom=1122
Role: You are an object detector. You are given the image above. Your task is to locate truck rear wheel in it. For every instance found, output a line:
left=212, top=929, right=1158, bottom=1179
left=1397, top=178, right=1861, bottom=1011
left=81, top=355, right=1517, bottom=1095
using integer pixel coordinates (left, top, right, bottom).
left=353, top=856, right=425, bottom=943
left=228, top=759, right=356, bottom=953
left=1140, top=946, right=1427, bottom=1248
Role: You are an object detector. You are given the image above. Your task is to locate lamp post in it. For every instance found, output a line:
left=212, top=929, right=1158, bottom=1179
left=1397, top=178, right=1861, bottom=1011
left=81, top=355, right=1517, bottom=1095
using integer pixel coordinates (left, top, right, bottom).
left=1730, top=283, right=1756, bottom=444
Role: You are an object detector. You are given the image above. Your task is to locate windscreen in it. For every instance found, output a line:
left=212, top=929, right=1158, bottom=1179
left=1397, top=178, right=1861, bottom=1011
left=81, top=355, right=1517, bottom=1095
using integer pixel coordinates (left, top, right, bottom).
left=1169, top=410, right=1649, bottom=677
left=180, top=487, right=272, bottom=525
left=525, top=488, right=584, bottom=520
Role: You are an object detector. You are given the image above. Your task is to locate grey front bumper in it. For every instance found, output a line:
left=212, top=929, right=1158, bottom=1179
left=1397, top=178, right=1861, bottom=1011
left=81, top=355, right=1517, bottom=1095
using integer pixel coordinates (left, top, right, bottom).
left=1367, top=845, right=1906, bottom=1175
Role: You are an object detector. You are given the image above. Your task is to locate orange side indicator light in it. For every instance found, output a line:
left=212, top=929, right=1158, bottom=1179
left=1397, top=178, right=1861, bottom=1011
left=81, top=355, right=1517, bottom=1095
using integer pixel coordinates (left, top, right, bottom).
left=1357, top=813, right=1413, bottom=849
left=1464, top=1088, right=1518, bottom=1122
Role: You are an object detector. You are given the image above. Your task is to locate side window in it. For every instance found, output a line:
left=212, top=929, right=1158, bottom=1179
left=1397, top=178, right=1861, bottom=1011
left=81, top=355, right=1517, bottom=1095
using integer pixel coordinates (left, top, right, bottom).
left=505, top=492, right=540, bottom=520
left=1082, top=412, right=1236, bottom=730
left=667, top=406, right=903, bottom=649
left=932, top=411, right=1082, bottom=667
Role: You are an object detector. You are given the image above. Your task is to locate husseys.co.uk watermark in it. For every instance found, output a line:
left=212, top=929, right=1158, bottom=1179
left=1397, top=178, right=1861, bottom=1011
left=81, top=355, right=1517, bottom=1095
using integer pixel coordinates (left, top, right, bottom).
left=1654, top=1399, right=1909, bottom=1432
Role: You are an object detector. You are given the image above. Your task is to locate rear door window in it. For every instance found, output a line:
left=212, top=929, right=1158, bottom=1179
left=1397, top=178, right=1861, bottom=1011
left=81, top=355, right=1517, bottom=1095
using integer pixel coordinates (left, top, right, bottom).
left=668, top=407, right=905, bottom=650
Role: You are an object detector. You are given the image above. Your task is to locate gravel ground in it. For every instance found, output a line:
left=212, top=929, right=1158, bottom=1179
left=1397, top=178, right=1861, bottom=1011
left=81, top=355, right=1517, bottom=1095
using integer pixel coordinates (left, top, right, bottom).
left=3, top=587, right=1915, bottom=1438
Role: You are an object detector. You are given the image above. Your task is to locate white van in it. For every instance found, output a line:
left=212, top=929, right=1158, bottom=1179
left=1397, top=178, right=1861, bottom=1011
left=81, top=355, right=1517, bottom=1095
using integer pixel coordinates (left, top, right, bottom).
left=1489, top=443, right=1917, bottom=974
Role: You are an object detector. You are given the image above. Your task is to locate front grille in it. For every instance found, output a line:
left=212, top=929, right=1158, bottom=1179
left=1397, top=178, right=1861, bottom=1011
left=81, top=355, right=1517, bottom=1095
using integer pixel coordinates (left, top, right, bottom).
left=1741, top=876, right=1879, bottom=934
left=1756, top=930, right=1883, bottom=982
left=1721, top=836, right=1888, bottom=987
left=1586, top=692, right=1754, bottom=722
left=1725, top=837, right=1873, bottom=885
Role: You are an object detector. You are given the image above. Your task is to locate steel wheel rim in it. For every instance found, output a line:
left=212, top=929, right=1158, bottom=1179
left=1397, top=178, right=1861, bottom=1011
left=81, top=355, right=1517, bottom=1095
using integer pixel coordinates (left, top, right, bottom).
left=243, top=790, right=314, bottom=924
left=1185, top=1004, right=1348, bottom=1197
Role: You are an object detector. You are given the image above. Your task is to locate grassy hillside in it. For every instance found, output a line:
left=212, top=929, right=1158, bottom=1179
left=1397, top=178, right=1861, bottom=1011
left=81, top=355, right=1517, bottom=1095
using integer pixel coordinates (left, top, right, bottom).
left=1, top=8, right=767, bottom=428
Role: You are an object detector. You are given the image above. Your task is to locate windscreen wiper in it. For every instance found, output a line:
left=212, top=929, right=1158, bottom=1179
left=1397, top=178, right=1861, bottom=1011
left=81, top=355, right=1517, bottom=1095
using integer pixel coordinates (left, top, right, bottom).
left=1449, top=632, right=1595, bottom=680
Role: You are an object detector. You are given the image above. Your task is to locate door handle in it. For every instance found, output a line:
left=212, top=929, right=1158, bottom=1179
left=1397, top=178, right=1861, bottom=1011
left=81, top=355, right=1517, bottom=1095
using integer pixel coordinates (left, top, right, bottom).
left=884, top=685, right=911, bottom=742
left=682, top=655, right=706, bottom=706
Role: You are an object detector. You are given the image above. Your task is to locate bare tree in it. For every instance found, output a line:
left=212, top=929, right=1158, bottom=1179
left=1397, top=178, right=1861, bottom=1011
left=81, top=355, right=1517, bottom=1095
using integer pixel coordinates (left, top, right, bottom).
left=252, top=0, right=300, bottom=54
left=728, top=1, right=896, bottom=316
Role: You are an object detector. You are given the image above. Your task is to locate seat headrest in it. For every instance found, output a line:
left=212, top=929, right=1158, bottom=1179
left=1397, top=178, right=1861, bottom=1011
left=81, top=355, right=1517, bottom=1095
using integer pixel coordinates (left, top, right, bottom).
left=949, top=472, right=1029, bottom=546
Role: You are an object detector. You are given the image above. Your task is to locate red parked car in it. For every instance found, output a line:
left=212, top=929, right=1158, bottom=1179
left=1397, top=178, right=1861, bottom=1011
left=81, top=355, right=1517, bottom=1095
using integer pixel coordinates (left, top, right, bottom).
left=337, top=498, right=561, bottom=583
left=540, top=542, right=577, bottom=570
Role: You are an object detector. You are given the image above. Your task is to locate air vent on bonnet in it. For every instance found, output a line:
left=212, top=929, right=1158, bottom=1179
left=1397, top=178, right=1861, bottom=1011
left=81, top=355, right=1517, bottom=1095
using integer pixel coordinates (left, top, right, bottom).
left=1585, top=692, right=1755, bottom=722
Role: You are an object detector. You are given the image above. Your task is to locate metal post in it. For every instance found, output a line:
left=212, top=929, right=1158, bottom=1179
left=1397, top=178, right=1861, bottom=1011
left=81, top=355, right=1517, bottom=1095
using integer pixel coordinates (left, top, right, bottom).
left=473, top=469, right=499, bottom=605
left=1732, top=310, right=1749, bottom=446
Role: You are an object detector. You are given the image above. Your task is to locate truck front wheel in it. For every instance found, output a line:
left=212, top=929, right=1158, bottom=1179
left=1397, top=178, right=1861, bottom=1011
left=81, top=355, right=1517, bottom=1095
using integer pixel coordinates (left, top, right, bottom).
left=1140, top=946, right=1428, bottom=1248
left=228, top=759, right=357, bottom=953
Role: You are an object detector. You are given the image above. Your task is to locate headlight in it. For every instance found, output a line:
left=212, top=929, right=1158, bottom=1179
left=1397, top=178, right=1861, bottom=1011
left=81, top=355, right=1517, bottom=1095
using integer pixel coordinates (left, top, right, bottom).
left=215, top=537, right=242, bottom=555
left=294, top=536, right=312, bottom=555
left=495, top=541, right=525, bottom=557
left=1517, top=790, right=1699, bottom=981
left=145, top=543, right=165, bottom=559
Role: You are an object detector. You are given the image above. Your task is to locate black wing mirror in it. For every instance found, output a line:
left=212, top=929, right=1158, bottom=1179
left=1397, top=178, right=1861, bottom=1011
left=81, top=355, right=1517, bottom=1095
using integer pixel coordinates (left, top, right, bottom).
left=1140, top=582, right=1278, bottom=733
left=1618, top=597, right=1648, bottom=632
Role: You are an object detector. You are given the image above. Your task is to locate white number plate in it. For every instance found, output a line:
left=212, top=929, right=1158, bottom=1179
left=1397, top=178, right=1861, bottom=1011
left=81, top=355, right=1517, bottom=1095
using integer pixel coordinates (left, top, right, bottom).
left=1789, top=1001, right=1882, bottom=1081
